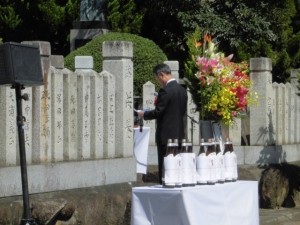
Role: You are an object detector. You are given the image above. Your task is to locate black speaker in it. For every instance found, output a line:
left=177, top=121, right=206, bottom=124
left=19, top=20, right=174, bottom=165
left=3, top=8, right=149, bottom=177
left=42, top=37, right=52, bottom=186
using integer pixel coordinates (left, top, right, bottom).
left=0, top=42, right=43, bottom=86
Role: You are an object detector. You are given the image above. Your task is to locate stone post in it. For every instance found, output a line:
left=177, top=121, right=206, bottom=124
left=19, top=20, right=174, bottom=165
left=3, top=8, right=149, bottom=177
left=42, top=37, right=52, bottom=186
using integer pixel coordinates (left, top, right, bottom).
left=273, top=83, right=281, bottom=144
left=50, top=56, right=64, bottom=162
left=249, top=58, right=275, bottom=145
left=91, top=71, right=104, bottom=159
left=143, top=81, right=156, bottom=145
left=164, top=61, right=179, bottom=81
left=22, top=87, right=33, bottom=164
left=0, top=86, right=17, bottom=166
left=22, top=41, right=52, bottom=163
left=289, top=69, right=300, bottom=143
left=62, top=68, right=78, bottom=160
left=102, top=71, right=115, bottom=158
left=75, top=56, right=100, bottom=159
left=102, top=41, right=133, bottom=157
left=187, top=89, right=200, bottom=145
left=220, top=119, right=242, bottom=145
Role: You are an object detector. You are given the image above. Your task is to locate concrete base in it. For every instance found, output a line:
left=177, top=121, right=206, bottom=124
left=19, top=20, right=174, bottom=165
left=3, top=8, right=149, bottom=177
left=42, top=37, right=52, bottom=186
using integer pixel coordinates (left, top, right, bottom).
left=0, top=157, right=136, bottom=197
left=70, top=28, right=109, bottom=51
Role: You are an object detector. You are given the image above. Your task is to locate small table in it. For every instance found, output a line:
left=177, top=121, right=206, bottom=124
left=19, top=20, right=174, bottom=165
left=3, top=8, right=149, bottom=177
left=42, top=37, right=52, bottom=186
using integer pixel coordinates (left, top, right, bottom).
left=133, top=127, right=150, bottom=174
left=131, top=181, right=259, bottom=225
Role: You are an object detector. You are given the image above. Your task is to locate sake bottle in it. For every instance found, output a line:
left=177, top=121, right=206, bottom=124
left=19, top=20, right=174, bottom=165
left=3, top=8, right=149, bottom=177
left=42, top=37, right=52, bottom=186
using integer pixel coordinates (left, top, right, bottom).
left=215, top=138, right=225, bottom=184
left=223, top=137, right=234, bottom=182
left=198, top=138, right=206, bottom=156
left=196, top=138, right=208, bottom=185
left=166, top=139, right=175, bottom=156
left=206, top=139, right=217, bottom=185
left=227, top=138, right=238, bottom=182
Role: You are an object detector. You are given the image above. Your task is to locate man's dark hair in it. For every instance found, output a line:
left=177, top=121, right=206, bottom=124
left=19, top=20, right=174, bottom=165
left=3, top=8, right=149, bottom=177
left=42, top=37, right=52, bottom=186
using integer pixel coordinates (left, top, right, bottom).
left=152, top=63, right=171, bottom=76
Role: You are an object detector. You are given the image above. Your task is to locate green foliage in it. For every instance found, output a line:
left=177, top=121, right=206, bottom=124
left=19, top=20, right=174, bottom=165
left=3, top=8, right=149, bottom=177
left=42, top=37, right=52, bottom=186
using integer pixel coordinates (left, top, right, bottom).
left=184, top=27, right=202, bottom=111
left=0, top=5, right=22, bottom=29
left=38, top=0, right=67, bottom=27
left=139, top=0, right=300, bottom=84
left=184, top=27, right=222, bottom=118
left=107, top=0, right=144, bottom=34
left=0, top=0, right=79, bottom=56
left=64, top=32, right=167, bottom=96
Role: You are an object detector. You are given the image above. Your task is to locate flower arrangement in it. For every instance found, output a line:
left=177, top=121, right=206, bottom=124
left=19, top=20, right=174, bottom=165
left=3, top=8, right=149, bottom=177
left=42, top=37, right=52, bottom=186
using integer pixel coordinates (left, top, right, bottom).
left=185, top=28, right=258, bottom=125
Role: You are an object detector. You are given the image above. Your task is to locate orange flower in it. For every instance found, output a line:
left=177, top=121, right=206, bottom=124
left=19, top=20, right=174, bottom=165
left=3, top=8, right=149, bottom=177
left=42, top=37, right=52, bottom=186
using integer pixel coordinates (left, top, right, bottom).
left=195, top=41, right=202, bottom=48
left=204, top=33, right=212, bottom=43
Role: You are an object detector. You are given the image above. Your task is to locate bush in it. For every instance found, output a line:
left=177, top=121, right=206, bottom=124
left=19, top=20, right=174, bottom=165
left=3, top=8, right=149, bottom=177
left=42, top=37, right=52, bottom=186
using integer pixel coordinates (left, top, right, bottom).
left=64, top=32, right=167, bottom=96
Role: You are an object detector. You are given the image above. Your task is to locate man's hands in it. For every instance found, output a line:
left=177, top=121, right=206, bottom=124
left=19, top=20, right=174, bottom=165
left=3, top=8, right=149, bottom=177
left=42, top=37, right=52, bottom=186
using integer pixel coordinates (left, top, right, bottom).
left=137, top=110, right=144, bottom=119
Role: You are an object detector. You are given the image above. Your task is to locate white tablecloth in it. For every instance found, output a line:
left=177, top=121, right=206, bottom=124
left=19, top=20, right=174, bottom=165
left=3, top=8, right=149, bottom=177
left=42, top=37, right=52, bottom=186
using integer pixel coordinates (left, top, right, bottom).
left=131, top=181, right=259, bottom=225
left=133, top=127, right=150, bottom=174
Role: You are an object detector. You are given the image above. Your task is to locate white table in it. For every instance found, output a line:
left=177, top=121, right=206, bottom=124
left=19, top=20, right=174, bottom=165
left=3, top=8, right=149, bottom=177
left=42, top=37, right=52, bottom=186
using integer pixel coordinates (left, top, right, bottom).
left=131, top=181, right=259, bottom=225
left=133, top=127, right=150, bottom=174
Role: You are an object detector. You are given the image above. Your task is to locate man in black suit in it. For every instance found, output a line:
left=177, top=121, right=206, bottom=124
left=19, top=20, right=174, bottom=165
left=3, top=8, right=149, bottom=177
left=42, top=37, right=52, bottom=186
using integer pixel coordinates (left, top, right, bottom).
left=137, top=63, right=188, bottom=184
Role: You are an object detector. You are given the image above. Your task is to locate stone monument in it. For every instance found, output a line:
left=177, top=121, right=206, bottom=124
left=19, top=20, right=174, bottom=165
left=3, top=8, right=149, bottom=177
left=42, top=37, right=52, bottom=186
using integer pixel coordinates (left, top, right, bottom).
left=70, top=0, right=110, bottom=51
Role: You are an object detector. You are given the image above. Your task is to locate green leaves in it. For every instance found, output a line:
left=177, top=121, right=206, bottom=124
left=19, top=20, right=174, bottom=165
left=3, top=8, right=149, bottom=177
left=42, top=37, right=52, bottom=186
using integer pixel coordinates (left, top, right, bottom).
left=0, top=6, right=21, bottom=29
left=107, top=0, right=144, bottom=34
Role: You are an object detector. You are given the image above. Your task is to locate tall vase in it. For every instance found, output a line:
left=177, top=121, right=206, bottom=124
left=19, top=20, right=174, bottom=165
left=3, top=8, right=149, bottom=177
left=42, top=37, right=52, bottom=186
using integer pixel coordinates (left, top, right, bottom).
left=199, top=120, right=214, bottom=141
left=200, top=120, right=223, bottom=142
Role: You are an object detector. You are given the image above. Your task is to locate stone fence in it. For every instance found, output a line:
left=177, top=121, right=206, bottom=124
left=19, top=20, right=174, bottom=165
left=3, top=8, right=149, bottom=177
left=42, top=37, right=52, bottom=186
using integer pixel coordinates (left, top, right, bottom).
left=0, top=40, right=300, bottom=198
left=0, top=41, right=137, bottom=197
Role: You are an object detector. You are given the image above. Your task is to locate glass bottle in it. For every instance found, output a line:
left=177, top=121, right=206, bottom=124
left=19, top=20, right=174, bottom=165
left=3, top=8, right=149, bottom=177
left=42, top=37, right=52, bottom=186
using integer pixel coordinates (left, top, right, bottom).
left=215, top=138, right=225, bottom=184
left=187, top=139, right=193, bottom=153
left=181, top=139, right=187, bottom=153
left=166, top=139, right=175, bottom=156
left=227, top=138, right=238, bottom=181
left=173, top=139, right=179, bottom=155
left=206, top=139, right=217, bottom=185
left=198, top=138, right=206, bottom=156
left=164, top=139, right=176, bottom=188
left=223, top=137, right=233, bottom=182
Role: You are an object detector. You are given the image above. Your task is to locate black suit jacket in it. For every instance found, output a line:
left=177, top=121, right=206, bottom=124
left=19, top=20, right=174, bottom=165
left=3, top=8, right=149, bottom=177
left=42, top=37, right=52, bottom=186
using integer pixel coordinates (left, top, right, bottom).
left=143, top=80, right=187, bottom=145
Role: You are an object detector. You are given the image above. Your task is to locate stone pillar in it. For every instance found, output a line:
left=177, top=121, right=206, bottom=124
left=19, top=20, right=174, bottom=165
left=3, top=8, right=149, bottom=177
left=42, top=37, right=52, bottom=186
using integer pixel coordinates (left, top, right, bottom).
left=50, top=66, right=64, bottom=161
left=62, top=68, right=78, bottom=160
left=22, top=87, right=33, bottom=164
left=272, top=83, right=280, bottom=144
left=102, top=71, right=115, bottom=158
left=0, top=86, right=17, bottom=166
left=164, top=61, right=179, bottom=81
left=51, top=55, right=65, bottom=161
left=283, top=84, right=289, bottom=144
left=102, top=41, right=133, bottom=157
left=220, top=119, right=242, bottom=145
left=143, top=81, right=156, bottom=146
left=289, top=70, right=300, bottom=143
left=286, top=83, right=295, bottom=143
left=22, top=41, right=52, bottom=163
left=187, top=89, right=200, bottom=145
left=290, top=69, right=300, bottom=87
left=75, top=56, right=94, bottom=159
left=91, top=71, right=104, bottom=159
left=249, top=58, right=275, bottom=145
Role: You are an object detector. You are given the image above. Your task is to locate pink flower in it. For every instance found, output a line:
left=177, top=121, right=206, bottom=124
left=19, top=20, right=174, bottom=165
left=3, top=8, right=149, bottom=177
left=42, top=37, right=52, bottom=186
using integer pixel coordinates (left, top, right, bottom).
left=231, top=111, right=238, bottom=117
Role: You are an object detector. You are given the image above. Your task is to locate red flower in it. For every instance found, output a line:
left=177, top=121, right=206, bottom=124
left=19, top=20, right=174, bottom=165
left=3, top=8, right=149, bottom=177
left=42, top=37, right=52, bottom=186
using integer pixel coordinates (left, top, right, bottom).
left=154, top=97, right=158, bottom=106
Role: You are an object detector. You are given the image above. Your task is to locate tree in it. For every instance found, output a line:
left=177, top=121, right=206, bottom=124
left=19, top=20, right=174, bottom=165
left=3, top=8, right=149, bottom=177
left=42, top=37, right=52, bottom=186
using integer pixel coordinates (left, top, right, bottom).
left=0, top=0, right=79, bottom=56
left=107, top=0, right=144, bottom=34
left=64, top=32, right=167, bottom=96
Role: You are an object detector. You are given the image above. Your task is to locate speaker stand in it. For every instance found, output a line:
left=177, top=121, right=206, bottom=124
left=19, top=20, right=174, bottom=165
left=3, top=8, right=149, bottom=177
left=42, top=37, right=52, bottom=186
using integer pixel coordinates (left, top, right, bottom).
left=187, top=115, right=199, bottom=145
left=13, top=84, right=37, bottom=225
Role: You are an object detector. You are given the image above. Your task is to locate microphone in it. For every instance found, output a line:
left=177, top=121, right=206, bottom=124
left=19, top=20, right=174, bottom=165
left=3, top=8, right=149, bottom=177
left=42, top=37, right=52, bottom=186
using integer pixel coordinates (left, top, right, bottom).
left=139, top=118, right=143, bottom=132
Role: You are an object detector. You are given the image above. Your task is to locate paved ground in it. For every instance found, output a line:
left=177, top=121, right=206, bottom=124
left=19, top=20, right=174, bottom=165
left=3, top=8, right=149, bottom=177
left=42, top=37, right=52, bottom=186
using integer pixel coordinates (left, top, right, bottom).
left=260, top=206, right=300, bottom=225
left=142, top=164, right=300, bottom=225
